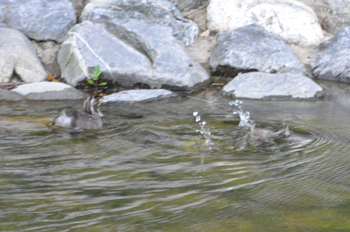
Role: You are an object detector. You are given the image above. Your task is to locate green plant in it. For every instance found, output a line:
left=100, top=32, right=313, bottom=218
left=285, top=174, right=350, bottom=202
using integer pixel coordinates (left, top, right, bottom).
left=87, top=65, right=108, bottom=87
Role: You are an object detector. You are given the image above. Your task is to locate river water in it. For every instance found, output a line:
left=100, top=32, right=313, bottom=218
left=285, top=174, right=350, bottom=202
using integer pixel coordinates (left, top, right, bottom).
left=1, top=81, right=350, bottom=231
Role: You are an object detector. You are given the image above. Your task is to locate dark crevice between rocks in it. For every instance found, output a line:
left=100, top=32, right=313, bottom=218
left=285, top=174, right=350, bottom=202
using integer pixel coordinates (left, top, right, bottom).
left=211, top=65, right=259, bottom=77
left=75, top=79, right=152, bottom=96
left=75, top=77, right=210, bottom=96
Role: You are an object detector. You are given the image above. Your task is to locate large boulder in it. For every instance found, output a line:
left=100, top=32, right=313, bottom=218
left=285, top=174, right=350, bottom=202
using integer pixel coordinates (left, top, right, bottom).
left=0, top=28, right=46, bottom=83
left=59, top=21, right=209, bottom=91
left=106, top=19, right=209, bottom=89
left=82, top=0, right=198, bottom=46
left=210, top=24, right=306, bottom=76
left=58, top=21, right=153, bottom=87
left=207, top=0, right=323, bottom=46
left=322, top=0, right=350, bottom=34
left=222, top=72, right=323, bottom=99
left=310, top=27, right=350, bottom=83
left=0, top=0, right=76, bottom=43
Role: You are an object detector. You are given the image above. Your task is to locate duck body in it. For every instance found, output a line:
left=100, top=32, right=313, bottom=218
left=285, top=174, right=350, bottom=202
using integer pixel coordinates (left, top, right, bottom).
left=53, top=96, right=103, bottom=130
left=247, top=126, right=288, bottom=147
left=248, top=128, right=270, bottom=147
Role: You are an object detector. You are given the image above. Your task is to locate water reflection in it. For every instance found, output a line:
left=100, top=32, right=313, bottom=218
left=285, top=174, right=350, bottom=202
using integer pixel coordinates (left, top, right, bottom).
left=1, top=84, right=350, bottom=231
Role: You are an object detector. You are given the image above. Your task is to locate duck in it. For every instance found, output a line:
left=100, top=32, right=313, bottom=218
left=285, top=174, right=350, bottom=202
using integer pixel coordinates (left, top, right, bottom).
left=52, top=96, right=103, bottom=130
left=247, top=125, right=289, bottom=147
left=248, top=127, right=270, bottom=147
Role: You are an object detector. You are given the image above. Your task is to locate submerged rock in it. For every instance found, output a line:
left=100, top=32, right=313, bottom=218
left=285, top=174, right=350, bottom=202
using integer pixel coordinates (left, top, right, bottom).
left=222, top=72, right=323, bottom=99
left=101, top=89, right=176, bottom=103
left=0, top=0, right=76, bottom=43
left=210, top=25, right=306, bottom=76
left=310, top=26, right=350, bottom=83
left=0, top=89, right=26, bottom=101
left=0, top=28, right=46, bottom=83
left=12, top=82, right=85, bottom=100
left=207, top=0, right=323, bottom=46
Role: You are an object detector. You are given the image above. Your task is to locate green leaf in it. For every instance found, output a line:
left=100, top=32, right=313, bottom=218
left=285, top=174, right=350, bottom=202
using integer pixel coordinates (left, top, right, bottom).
left=87, top=79, right=95, bottom=85
left=99, top=82, right=108, bottom=86
left=93, top=65, right=100, bottom=75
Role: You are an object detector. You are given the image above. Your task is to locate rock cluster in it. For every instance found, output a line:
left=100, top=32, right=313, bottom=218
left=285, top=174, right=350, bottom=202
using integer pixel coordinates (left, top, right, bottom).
left=207, top=0, right=324, bottom=47
left=0, top=0, right=349, bottom=101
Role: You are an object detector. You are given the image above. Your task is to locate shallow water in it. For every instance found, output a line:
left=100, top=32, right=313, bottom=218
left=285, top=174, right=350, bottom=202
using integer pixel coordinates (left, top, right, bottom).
left=2, top=82, right=350, bottom=231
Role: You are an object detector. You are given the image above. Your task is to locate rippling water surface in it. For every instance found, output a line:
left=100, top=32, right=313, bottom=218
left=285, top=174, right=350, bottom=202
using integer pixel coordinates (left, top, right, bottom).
left=2, top=82, right=350, bottom=231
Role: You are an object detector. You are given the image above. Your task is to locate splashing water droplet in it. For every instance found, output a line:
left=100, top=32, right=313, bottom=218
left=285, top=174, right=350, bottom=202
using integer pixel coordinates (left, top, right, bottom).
left=193, top=112, right=213, bottom=149
left=283, top=125, right=291, bottom=137
left=97, top=104, right=104, bottom=117
left=230, top=100, right=254, bottom=128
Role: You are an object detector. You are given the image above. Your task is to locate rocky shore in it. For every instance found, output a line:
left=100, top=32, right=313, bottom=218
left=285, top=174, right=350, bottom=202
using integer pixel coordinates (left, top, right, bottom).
left=0, top=0, right=349, bottom=102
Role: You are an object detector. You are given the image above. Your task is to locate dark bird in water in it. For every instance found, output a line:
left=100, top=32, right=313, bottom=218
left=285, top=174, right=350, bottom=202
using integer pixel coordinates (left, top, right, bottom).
left=52, top=96, right=103, bottom=130
left=248, top=127, right=270, bottom=147
left=248, top=125, right=289, bottom=147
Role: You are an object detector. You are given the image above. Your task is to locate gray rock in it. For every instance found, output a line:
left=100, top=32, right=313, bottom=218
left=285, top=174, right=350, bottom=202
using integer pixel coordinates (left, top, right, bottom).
left=71, top=0, right=89, bottom=18
left=81, top=0, right=198, bottom=46
left=168, top=0, right=203, bottom=11
left=102, top=89, right=176, bottom=103
left=310, top=26, right=350, bottom=83
left=323, top=0, right=350, bottom=34
left=207, top=0, right=324, bottom=46
left=31, top=41, right=61, bottom=79
left=0, top=3, right=5, bottom=22
left=12, top=82, right=85, bottom=100
left=0, top=28, right=46, bottom=83
left=58, top=21, right=153, bottom=87
left=106, top=19, right=210, bottom=90
left=210, top=24, right=306, bottom=77
left=58, top=21, right=209, bottom=91
left=0, top=89, right=26, bottom=101
left=0, top=0, right=76, bottom=43
left=222, top=72, right=323, bottom=99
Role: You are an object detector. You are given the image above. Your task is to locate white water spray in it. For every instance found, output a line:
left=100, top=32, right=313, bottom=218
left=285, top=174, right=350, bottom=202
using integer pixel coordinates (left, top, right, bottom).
left=193, top=112, right=213, bottom=148
left=229, top=100, right=254, bottom=128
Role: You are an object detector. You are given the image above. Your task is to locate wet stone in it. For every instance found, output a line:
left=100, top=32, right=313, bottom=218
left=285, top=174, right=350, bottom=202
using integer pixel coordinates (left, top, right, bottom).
left=101, top=89, right=176, bottom=103
left=222, top=72, right=323, bottom=99
left=12, top=82, right=86, bottom=100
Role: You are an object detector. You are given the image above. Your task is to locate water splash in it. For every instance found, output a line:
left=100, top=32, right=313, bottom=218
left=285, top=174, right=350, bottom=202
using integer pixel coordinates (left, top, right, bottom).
left=229, top=100, right=254, bottom=128
left=97, top=103, right=104, bottom=117
left=193, top=112, right=213, bottom=148
left=230, top=100, right=291, bottom=147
